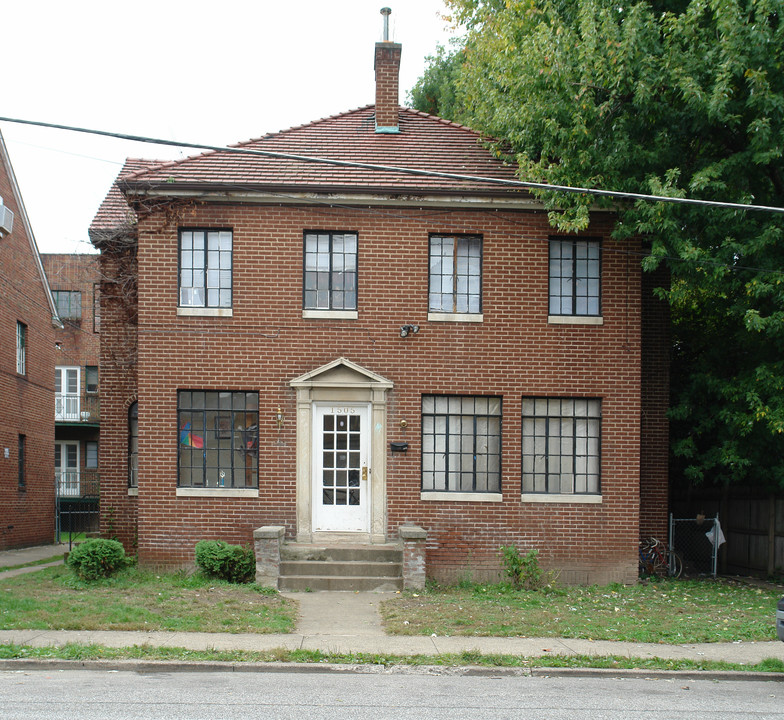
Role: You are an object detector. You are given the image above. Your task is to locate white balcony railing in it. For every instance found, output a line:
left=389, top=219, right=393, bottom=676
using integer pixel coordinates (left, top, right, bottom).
left=55, top=393, right=81, bottom=421
left=56, top=470, right=80, bottom=497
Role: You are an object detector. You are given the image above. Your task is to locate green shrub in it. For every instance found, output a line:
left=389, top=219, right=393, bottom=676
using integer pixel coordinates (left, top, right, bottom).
left=66, top=538, right=129, bottom=581
left=194, top=540, right=256, bottom=584
left=499, top=545, right=557, bottom=591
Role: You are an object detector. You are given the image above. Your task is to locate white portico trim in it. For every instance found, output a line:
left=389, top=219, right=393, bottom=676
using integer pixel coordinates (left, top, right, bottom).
left=290, top=357, right=393, bottom=544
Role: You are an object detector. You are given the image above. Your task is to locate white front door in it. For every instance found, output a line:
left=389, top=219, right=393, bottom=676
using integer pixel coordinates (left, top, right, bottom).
left=312, top=403, right=370, bottom=532
left=55, top=442, right=80, bottom=497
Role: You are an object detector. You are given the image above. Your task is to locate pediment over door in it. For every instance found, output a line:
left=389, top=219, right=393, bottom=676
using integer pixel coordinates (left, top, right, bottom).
left=290, top=357, right=393, bottom=391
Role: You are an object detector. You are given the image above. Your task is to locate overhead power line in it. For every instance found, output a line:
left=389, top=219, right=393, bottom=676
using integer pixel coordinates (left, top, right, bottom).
left=2, top=115, right=784, bottom=216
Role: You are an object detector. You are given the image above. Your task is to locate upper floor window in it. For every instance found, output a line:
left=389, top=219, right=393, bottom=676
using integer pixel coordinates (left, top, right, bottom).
left=178, top=391, right=259, bottom=488
left=429, top=235, right=482, bottom=315
left=303, top=231, right=357, bottom=311
left=549, top=238, right=601, bottom=316
left=86, top=441, right=99, bottom=469
left=522, top=397, right=601, bottom=495
left=16, top=322, right=26, bottom=375
left=85, top=366, right=99, bottom=394
left=52, top=290, right=82, bottom=320
left=179, top=229, right=232, bottom=308
left=422, top=395, right=501, bottom=494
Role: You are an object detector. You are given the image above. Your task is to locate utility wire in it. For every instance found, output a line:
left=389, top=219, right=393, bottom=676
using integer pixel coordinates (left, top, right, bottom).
left=2, top=115, right=784, bottom=215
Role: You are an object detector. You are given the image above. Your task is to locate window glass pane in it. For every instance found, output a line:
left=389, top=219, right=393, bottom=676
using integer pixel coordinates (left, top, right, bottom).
left=522, top=397, right=601, bottom=495
left=422, top=395, right=501, bottom=493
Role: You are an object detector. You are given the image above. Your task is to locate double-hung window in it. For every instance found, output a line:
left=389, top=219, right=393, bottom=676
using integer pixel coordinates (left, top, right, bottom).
left=522, top=398, right=601, bottom=496
left=549, top=238, right=601, bottom=317
left=16, top=321, right=26, bottom=375
left=429, top=234, right=482, bottom=316
left=422, top=395, right=501, bottom=495
left=179, top=229, right=232, bottom=308
left=303, top=231, right=357, bottom=311
left=178, top=391, right=259, bottom=489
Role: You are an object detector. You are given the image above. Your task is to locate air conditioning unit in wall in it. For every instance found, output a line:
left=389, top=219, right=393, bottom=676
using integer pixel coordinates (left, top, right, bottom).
left=0, top=204, right=13, bottom=237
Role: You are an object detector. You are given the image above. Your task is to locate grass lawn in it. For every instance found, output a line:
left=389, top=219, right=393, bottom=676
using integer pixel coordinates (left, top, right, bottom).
left=0, top=565, right=296, bottom=634
left=379, top=578, right=782, bottom=644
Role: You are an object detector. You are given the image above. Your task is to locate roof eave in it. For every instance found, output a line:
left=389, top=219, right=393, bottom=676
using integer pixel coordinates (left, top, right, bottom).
left=120, top=183, right=546, bottom=211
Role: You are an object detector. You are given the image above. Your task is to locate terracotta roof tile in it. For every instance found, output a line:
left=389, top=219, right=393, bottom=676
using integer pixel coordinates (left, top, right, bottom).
left=90, top=158, right=160, bottom=232
left=120, top=107, right=521, bottom=197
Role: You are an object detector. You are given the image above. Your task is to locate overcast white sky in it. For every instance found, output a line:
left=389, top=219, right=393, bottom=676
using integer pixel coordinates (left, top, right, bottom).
left=1, top=0, right=456, bottom=254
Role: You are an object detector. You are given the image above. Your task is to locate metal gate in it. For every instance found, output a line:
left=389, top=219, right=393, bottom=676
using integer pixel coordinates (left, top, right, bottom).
left=55, top=470, right=100, bottom=549
left=670, top=513, right=723, bottom=577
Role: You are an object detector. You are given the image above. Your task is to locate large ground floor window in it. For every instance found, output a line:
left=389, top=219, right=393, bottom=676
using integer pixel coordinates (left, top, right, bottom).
left=522, top=397, right=601, bottom=495
left=178, top=391, right=258, bottom=488
left=421, top=395, right=502, bottom=493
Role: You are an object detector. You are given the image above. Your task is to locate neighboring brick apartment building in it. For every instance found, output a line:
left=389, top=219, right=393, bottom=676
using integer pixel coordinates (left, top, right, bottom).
left=40, top=253, right=101, bottom=531
left=90, top=38, right=669, bottom=584
left=0, top=130, right=62, bottom=550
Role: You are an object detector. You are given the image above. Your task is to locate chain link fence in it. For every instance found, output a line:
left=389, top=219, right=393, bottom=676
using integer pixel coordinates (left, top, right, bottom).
left=670, top=513, right=723, bottom=577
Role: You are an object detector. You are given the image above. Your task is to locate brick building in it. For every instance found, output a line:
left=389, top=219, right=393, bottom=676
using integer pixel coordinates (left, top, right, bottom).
left=40, top=253, right=101, bottom=536
left=90, top=37, right=669, bottom=584
left=0, top=130, right=62, bottom=550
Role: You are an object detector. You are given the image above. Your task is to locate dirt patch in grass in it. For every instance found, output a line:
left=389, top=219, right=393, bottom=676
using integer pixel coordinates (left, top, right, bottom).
left=0, top=565, right=296, bottom=634
left=380, top=578, right=782, bottom=644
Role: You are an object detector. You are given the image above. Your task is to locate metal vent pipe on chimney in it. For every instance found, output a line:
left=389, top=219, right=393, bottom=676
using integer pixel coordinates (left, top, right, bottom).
left=381, top=7, right=392, bottom=41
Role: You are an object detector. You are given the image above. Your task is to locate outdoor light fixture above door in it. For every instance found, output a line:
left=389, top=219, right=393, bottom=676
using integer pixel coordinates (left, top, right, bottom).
left=399, top=324, right=419, bottom=338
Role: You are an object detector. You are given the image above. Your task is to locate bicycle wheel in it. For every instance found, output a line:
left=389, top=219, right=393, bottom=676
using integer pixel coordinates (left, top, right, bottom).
left=668, top=552, right=683, bottom=578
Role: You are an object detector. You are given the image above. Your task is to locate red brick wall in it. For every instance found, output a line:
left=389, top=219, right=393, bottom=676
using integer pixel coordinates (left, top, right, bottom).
left=101, top=202, right=650, bottom=583
left=0, top=154, right=56, bottom=550
left=41, top=254, right=101, bottom=369
left=639, top=264, right=670, bottom=540
left=95, top=246, right=138, bottom=548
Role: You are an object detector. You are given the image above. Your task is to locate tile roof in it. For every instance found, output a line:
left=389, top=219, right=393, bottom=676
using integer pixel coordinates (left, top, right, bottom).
left=119, top=107, right=523, bottom=198
left=90, top=158, right=160, bottom=233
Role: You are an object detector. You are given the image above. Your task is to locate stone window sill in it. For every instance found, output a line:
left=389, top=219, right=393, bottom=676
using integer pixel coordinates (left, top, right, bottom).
left=176, top=488, right=259, bottom=498
left=547, top=315, right=603, bottom=326
left=302, top=309, right=358, bottom=320
left=521, top=493, right=602, bottom=504
left=421, top=491, right=502, bottom=503
left=178, top=307, right=233, bottom=318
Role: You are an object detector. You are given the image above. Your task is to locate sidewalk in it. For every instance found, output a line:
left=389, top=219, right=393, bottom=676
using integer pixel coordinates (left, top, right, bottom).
left=0, top=543, right=67, bottom=574
left=1, top=545, right=783, bottom=669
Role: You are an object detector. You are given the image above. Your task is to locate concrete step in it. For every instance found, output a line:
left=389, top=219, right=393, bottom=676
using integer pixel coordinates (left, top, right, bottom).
left=278, top=543, right=404, bottom=592
left=279, top=574, right=403, bottom=592
left=280, top=544, right=402, bottom=563
left=280, top=560, right=402, bottom=578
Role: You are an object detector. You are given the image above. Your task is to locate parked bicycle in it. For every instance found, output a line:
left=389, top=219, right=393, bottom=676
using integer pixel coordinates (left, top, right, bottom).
left=638, top=537, right=683, bottom=578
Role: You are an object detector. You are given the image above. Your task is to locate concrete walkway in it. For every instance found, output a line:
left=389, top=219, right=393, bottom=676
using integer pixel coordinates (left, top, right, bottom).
left=1, top=544, right=783, bottom=668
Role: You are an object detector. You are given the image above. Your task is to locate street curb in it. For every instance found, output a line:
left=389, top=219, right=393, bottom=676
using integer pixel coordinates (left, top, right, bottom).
left=1, top=658, right=783, bottom=681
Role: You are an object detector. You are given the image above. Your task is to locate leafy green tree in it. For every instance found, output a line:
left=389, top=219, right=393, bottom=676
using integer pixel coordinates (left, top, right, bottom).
left=408, top=44, right=468, bottom=119
left=416, top=0, right=784, bottom=488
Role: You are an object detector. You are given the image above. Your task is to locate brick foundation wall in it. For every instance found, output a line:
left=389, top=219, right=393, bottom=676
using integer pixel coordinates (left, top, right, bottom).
left=94, top=202, right=650, bottom=584
left=0, top=154, right=56, bottom=550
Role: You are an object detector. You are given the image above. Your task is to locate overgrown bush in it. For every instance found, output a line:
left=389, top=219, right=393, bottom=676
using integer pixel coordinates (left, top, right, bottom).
left=194, top=540, right=256, bottom=584
left=499, top=545, right=558, bottom=591
left=66, top=538, right=129, bottom=581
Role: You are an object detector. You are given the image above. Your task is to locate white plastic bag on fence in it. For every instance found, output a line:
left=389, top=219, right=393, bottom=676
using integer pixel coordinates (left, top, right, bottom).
left=705, top=519, right=726, bottom=549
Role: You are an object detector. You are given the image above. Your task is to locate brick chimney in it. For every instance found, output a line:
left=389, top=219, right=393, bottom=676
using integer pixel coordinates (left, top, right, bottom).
left=374, top=8, right=401, bottom=133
